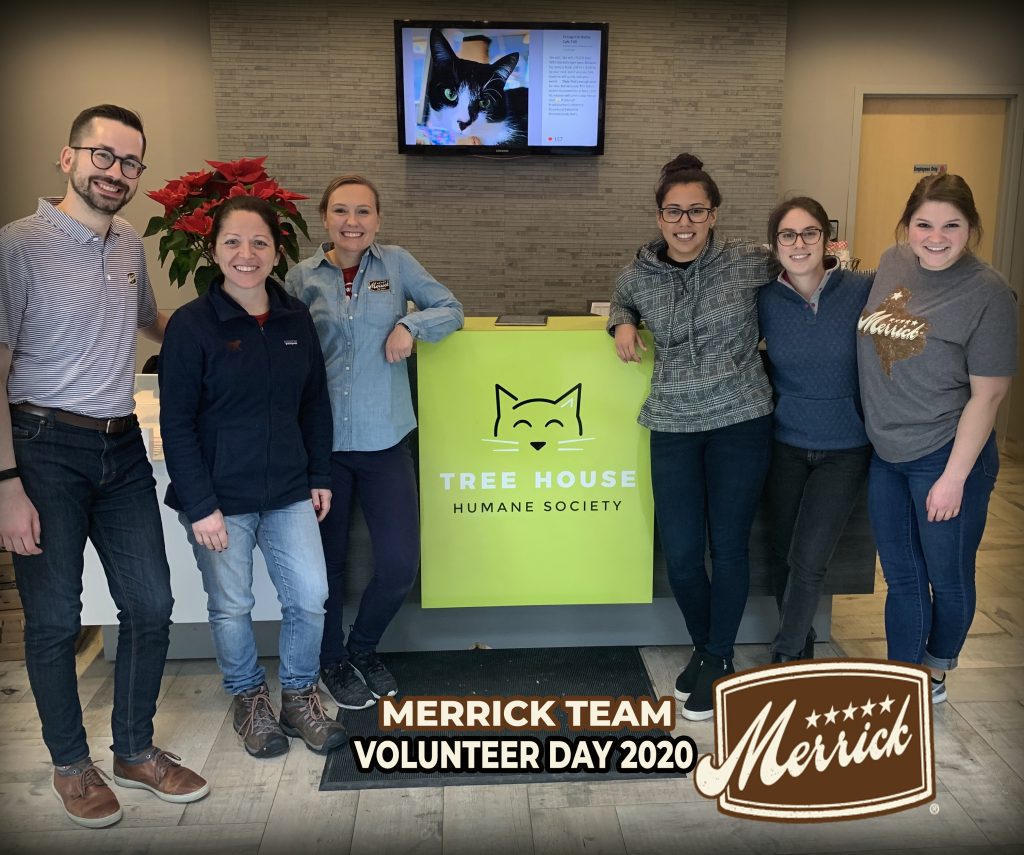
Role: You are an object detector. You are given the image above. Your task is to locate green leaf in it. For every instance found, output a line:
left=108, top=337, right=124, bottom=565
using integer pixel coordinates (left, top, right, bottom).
left=157, top=233, right=175, bottom=265
left=180, top=248, right=201, bottom=276
left=143, top=215, right=167, bottom=238
left=193, top=264, right=219, bottom=296
left=166, top=230, right=190, bottom=251
left=168, top=253, right=189, bottom=287
left=291, top=211, right=310, bottom=240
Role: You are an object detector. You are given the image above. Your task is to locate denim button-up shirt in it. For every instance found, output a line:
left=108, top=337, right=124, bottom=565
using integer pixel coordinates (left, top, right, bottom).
left=284, top=242, right=463, bottom=451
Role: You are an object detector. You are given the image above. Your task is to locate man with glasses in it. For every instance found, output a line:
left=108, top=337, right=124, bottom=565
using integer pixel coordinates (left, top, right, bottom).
left=0, top=104, right=209, bottom=828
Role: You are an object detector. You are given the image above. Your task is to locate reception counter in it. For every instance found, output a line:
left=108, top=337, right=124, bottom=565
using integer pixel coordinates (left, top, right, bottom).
left=83, top=319, right=875, bottom=658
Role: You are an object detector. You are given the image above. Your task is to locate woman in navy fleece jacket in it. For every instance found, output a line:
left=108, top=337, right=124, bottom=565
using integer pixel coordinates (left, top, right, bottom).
left=159, top=195, right=344, bottom=759
left=758, top=197, right=873, bottom=664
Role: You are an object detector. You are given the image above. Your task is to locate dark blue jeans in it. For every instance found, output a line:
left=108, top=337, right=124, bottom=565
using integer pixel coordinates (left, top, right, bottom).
left=10, top=411, right=173, bottom=766
left=650, top=415, right=772, bottom=660
left=868, top=433, right=998, bottom=670
left=318, top=437, right=419, bottom=667
left=766, top=441, right=871, bottom=658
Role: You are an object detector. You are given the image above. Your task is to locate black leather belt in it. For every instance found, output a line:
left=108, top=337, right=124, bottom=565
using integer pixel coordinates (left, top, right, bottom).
left=12, top=403, right=138, bottom=434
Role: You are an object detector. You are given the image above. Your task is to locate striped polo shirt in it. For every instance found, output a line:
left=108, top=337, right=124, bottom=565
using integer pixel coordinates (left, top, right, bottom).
left=0, top=198, right=156, bottom=419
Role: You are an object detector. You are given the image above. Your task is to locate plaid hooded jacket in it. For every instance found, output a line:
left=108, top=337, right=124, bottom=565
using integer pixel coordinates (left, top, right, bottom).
left=609, top=230, right=776, bottom=432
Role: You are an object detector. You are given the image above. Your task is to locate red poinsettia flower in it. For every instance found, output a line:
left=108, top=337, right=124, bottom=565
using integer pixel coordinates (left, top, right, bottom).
left=250, top=179, right=281, bottom=200
left=173, top=211, right=214, bottom=236
left=195, top=198, right=225, bottom=216
left=206, top=156, right=268, bottom=184
left=147, top=154, right=309, bottom=293
left=274, top=187, right=309, bottom=201
left=146, top=180, right=190, bottom=213
left=181, top=170, right=215, bottom=192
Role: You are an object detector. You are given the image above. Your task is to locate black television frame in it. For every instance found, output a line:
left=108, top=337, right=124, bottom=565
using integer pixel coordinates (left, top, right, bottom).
left=394, top=19, right=609, bottom=157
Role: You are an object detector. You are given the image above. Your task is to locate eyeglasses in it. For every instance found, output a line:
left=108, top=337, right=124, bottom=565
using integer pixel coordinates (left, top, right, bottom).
left=658, top=206, right=714, bottom=224
left=777, top=227, right=824, bottom=246
left=70, top=146, right=147, bottom=179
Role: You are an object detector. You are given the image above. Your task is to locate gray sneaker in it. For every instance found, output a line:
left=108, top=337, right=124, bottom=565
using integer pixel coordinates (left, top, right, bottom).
left=349, top=650, right=398, bottom=698
left=232, top=683, right=289, bottom=758
left=320, top=663, right=375, bottom=710
left=280, top=685, right=348, bottom=754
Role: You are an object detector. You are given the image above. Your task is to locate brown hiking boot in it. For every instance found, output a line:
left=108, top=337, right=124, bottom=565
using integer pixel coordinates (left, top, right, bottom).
left=232, top=683, right=290, bottom=758
left=52, top=762, right=122, bottom=828
left=112, top=747, right=210, bottom=803
left=279, top=685, right=348, bottom=754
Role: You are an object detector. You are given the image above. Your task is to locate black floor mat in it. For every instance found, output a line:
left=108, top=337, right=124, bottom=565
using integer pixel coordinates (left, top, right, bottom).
left=320, top=646, right=687, bottom=791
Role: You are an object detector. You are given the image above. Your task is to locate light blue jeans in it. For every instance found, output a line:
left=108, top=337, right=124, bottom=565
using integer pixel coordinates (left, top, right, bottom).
left=180, top=500, right=328, bottom=694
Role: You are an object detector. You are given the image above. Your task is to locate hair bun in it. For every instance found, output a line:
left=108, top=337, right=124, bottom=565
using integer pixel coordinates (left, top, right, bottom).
left=663, top=153, right=704, bottom=173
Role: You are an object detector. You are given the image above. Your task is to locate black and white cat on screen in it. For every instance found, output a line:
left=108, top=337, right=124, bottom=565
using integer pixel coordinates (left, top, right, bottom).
left=424, top=28, right=528, bottom=146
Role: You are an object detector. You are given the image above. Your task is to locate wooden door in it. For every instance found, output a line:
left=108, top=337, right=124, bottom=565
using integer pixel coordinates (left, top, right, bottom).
left=853, top=97, right=1007, bottom=271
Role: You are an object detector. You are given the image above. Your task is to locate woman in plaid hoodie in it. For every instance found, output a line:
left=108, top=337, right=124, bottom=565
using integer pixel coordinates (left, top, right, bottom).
left=609, top=153, right=775, bottom=722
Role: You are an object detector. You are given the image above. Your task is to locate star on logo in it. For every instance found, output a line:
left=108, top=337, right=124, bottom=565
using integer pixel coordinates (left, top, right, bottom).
left=805, top=710, right=821, bottom=729
left=824, top=706, right=838, bottom=725
left=861, top=698, right=876, bottom=717
left=879, top=695, right=895, bottom=714
left=843, top=703, right=857, bottom=721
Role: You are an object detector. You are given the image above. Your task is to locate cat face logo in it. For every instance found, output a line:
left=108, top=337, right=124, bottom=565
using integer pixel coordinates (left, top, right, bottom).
left=484, top=383, right=593, bottom=453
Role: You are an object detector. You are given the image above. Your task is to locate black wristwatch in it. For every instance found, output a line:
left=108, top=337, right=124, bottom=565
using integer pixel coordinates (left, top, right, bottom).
left=0, top=467, right=20, bottom=482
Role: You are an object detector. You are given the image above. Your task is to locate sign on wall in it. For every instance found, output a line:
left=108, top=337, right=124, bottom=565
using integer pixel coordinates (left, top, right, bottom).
left=417, top=320, right=654, bottom=607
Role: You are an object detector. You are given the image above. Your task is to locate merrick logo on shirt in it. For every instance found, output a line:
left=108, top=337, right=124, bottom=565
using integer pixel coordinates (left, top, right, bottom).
left=694, top=660, right=935, bottom=821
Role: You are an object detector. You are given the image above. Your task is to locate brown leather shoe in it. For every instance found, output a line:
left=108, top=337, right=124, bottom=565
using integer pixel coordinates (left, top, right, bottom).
left=51, top=763, right=122, bottom=828
left=112, top=747, right=210, bottom=803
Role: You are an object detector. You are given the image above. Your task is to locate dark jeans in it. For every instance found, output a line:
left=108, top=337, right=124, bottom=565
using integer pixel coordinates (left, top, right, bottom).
left=319, top=437, right=419, bottom=667
left=10, top=411, right=173, bottom=766
left=650, top=415, right=772, bottom=660
left=868, top=433, right=998, bottom=670
left=766, top=441, right=871, bottom=658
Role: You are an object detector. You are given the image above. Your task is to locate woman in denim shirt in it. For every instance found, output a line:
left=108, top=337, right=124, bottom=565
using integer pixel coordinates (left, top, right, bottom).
left=285, top=175, right=463, bottom=709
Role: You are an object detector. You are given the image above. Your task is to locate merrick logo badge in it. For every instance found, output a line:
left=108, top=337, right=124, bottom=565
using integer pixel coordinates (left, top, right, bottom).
left=694, top=660, right=935, bottom=821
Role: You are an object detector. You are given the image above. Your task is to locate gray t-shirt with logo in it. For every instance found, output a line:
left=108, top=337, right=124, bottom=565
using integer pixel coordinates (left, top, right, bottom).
left=857, top=245, right=1018, bottom=463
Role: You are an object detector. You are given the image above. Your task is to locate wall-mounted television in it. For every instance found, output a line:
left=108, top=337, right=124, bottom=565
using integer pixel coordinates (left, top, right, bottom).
left=394, top=20, right=608, bottom=156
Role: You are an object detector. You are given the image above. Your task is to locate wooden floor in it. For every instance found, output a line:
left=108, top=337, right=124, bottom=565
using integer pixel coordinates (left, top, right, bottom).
left=1, top=457, right=1022, bottom=854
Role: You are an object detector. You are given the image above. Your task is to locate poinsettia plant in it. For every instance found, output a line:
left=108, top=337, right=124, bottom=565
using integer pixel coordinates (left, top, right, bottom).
left=144, top=156, right=309, bottom=295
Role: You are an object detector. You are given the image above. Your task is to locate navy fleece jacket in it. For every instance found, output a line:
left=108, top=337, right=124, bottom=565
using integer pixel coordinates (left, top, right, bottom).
left=159, top=276, right=332, bottom=522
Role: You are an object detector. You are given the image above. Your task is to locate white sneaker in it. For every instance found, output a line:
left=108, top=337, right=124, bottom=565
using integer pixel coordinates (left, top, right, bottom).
left=931, top=676, right=947, bottom=705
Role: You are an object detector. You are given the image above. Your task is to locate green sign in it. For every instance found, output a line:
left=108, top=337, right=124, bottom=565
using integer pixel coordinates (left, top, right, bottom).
left=417, top=318, right=654, bottom=607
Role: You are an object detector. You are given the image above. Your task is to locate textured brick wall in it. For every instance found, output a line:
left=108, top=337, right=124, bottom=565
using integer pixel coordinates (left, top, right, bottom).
left=209, top=0, right=786, bottom=314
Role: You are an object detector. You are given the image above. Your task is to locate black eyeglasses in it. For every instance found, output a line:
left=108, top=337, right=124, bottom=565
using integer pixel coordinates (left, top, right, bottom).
left=70, top=146, right=146, bottom=179
left=777, top=227, right=824, bottom=246
left=658, top=206, right=714, bottom=224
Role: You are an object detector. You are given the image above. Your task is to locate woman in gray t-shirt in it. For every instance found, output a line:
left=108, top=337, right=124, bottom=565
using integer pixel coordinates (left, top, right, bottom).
left=856, top=173, right=1017, bottom=705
